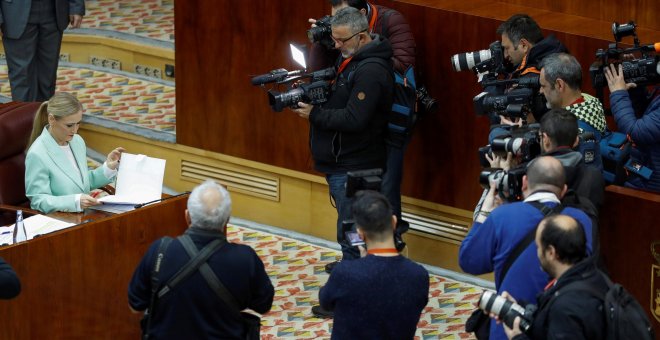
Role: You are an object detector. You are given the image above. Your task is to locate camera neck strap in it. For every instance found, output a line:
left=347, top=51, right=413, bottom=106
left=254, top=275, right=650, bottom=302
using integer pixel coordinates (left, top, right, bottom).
left=367, top=4, right=378, bottom=33
left=498, top=201, right=564, bottom=287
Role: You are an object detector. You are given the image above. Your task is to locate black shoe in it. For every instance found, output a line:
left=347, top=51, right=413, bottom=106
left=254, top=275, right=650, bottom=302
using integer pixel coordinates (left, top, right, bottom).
left=395, top=233, right=406, bottom=252
left=324, top=260, right=340, bottom=274
left=312, top=305, right=334, bottom=319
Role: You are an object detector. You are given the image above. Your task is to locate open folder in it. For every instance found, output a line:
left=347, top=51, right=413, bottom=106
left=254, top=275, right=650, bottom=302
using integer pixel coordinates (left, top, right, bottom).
left=98, top=153, right=166, bottom=205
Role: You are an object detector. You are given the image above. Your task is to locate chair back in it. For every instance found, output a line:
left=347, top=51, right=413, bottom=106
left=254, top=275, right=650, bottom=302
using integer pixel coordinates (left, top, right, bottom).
left=0, top=101, right=42, bottom=206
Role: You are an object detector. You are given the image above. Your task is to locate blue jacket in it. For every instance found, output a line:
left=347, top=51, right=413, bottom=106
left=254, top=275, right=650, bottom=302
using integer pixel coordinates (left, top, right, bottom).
left=610, top=89, right=660, bottom=192
left=25, top=127, right=111, bottom=213
left=459, top=200, right=593, bottom=340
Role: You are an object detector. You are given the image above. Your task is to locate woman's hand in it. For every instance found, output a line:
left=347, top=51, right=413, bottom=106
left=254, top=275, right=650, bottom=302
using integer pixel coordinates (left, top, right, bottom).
left=80, top=194, right=100, bottom=209
left=106, top=147, right=125, bottom=170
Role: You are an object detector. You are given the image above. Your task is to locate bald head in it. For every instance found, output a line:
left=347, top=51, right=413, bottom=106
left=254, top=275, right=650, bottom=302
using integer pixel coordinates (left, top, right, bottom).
left=537, top=214, right=587, bottom=265
left=187, top=180, right=232, bottom=232
left=526, top=156, right=566, bottom=194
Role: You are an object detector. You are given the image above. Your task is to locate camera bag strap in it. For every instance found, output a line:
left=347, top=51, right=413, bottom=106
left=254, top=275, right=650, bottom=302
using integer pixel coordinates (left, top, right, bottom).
left=176, top=235, right=244, bottom=314
left=143, top=236, right=173, bottom=339
left=156, top=235, right=225, bottom=298
left=498, top=201, right=563, bottom=287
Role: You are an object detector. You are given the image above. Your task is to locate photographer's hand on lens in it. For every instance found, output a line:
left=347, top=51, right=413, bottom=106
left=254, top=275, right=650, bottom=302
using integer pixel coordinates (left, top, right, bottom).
left=485, top=152, right=514, bottom=171
left=358, top=245, right=368, bottom=258
left=604, top=64, right=637, bottom=92
left=292, top=102, right=313, bottom=119
left=308, top=18, right=317, bottom=28
left=504, top=316, right=523, bottom=339
left=500, top=115, right=524, bottom=128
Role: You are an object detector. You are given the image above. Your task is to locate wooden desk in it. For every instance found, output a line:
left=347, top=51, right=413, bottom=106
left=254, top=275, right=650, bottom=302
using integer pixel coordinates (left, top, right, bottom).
left=0, top=195, right=189, bottom=339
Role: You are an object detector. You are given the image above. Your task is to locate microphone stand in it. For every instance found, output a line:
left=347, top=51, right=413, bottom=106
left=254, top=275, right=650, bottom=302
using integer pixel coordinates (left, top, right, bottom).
left=134, top=191, right=191, bottom=209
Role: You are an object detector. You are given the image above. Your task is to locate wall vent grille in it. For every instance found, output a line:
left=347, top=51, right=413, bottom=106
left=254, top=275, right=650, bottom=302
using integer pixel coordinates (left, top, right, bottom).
left=181, top=160, right=279, bottom=201
left=402, top=211, right=469, bottom=245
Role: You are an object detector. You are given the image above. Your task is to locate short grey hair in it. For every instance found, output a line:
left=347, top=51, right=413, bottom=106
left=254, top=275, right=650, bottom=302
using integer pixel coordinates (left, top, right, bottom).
left=331, top=6, right=368, bottom=34
left=539, top=53, right=582, bottom=90
left=187, top=180, right=232, bottom=231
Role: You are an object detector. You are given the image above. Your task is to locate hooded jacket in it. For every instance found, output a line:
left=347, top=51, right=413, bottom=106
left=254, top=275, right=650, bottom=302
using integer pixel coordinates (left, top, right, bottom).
left=513, top=34, right=568, bottom=78
left=309, top=35, right=393, bottom=174
left=611, top=88, right=660, bottom=192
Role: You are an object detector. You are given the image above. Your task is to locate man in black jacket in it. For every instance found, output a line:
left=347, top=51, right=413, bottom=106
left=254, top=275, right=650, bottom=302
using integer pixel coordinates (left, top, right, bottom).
left=294, top=7, right=393, bottom=265
left=501, top=214, right=608, bottom=340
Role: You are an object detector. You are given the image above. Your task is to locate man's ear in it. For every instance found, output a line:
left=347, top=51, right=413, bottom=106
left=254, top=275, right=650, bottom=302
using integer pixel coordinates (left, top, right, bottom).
left=556, top=78, right=566, bottom=92
left=391, top=215, right=397, bottom=231
left=522, top=175, right=529, bottom=192
left=559, top=184, right=568, bottom=199
left=185, top=209, right=191, bottom=226
left=572, top=135, right=580, bottom=148
left=357, top=227, right=366, bottom=242
left=360, top=8, right=367, bottom=16
left=519, top=38, right=531, bottom=52
left=546, top=244, right=558, bottom=260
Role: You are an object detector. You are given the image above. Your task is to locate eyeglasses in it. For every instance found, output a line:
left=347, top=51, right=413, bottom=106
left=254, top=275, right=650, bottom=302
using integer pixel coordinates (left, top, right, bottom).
left=331, top=30, right=366, bottom=45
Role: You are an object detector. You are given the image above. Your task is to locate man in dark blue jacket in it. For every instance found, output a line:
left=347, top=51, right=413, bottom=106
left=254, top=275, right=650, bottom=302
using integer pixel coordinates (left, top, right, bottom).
left=128, top=181, right=274, bottom=339
left=293, top=7, right=393, bottom=264
left=605, top=63, right=660, bottom=192
left=460, top=156, right=593, bottom=340
left=318, top=191, right=428, bottom=339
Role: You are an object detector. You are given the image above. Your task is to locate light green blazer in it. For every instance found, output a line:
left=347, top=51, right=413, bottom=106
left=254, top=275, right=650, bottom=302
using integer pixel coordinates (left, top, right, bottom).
left=25, top=127, right=112, bottom=213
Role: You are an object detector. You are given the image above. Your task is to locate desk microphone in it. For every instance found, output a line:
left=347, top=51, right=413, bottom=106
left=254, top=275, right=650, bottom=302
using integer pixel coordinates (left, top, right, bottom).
left=134, top=191, right=191, bottom=209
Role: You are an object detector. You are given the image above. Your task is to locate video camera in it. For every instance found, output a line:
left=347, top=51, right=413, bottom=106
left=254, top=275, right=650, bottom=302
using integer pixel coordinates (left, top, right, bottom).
left=251, top=45, right=336, bottom=112
left=307, top=15, right=334, bottom=49
left=452, top=42, right=546, bottom=119
left=474, top=74, right=544, bottom=119
left=590, top=21, right=660, bottom=89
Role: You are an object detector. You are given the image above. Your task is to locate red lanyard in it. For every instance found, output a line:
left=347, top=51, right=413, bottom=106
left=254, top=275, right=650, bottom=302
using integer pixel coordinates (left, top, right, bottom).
left=367, top=248, right=398, bottom=255
left=336, top=56, right=354, bottom=76
left=368, top=4, right=378, bottom=33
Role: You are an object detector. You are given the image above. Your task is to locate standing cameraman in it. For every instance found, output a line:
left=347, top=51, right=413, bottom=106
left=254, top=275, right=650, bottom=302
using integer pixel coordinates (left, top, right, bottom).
left=604, top=64, right=660, bottom=192
left=293, top=7, right=393, bottom=270
left=308, top=0, right=417, bottom=247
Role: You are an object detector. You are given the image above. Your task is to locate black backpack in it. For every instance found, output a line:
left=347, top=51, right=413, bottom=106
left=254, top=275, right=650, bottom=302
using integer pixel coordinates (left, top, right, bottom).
left=357, top=57, right=417, bottom=148
left=559, top=270, right=655, bottom=340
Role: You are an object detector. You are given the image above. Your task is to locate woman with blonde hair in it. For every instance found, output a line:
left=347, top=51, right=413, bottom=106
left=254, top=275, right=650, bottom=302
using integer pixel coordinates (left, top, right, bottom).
left=25, top=92, right=124, bottom=213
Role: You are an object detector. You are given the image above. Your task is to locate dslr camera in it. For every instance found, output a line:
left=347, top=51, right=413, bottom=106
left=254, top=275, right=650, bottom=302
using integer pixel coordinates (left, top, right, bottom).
left=478, top=290, right=536, bottom=332
left=478, top=124, right=541, bottom=168
left=590, top=21, right=660, bottom=90
left=451, top=41, right=505, bottom=75
left=479, top=167, right=526, bottom=202
left=307, top=15, right=334, bottom=49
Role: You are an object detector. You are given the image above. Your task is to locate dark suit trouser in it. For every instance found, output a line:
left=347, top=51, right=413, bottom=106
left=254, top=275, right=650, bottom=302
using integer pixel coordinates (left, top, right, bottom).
left=2, top=0, right=62, bottom=102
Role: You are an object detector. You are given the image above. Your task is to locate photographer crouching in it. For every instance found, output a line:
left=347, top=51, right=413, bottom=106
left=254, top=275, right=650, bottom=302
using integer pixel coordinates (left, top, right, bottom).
left=292, top=7, right=393, bottom=271
left=604, top=63, right=660, bottom=192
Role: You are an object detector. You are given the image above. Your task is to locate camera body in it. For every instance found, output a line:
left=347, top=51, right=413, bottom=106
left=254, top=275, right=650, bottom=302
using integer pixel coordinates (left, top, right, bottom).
left=451, top=41, right=505, bottom=74
left=589, top=21, right=659, bottom=89
left=346, top=168, right=383, bottom=198
left=307, top=15, right=334, bottom=49
left=473, top=76, right=545, bottom=119
left=478, top=290, right=535, bottom=332
left=479, top=167, right=526, bottom=202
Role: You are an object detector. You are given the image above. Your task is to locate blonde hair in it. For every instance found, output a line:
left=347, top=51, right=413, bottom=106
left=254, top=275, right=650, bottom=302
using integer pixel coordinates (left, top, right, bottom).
left=27, top=92, right=83, bottom=149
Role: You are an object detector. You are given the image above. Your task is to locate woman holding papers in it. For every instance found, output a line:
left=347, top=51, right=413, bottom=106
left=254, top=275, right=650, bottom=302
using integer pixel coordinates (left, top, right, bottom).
left=24, top=92, right=124, bottom=213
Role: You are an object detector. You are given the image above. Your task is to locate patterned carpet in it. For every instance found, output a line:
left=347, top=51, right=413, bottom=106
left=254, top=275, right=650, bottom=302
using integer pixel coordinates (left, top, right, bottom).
left=0, top=65, right=176, bottom=135
left=82, top=0, right=174, bottom=43
left=226, top=222, right=482, bottom=339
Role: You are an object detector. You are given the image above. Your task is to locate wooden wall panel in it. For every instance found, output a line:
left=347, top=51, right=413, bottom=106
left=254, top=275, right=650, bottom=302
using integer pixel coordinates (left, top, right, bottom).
left=599, top=186, right=660, bottom=334
left=175, top=0, right=659, bottom=211
left=497, top=0, right=659, bottom=31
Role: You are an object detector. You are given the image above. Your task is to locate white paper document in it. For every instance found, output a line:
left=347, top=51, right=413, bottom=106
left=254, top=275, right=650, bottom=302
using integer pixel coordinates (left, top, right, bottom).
left=99, top=153, right=166, bottom=205
left=1, top=215, right=75, bottom=245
